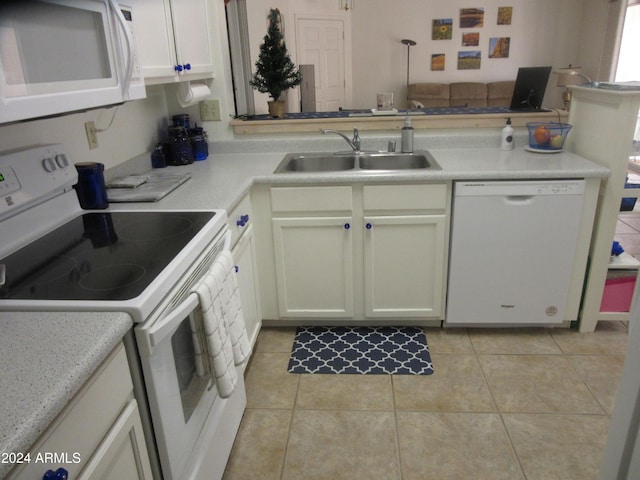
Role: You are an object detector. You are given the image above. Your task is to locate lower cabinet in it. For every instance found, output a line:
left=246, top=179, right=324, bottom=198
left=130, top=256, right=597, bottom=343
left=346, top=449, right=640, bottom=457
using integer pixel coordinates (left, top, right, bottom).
left=265, top=183, right=450, bottom=321
left=272, top=216, right=354, bottom=317
left=7, top=343, right=152, bottom=480
left=228, top=193, right=262, bottom=349
left=363, top=214, right=446, bottom=317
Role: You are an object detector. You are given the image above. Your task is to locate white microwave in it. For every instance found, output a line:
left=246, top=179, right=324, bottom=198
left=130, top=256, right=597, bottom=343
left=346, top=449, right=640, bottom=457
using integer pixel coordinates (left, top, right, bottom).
left=0, top=0, right=145, bottom=124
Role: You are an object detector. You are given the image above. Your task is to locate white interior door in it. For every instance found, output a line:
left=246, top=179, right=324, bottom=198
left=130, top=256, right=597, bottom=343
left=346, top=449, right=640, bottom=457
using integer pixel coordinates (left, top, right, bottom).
left=296, top=18, right=345, bottom=111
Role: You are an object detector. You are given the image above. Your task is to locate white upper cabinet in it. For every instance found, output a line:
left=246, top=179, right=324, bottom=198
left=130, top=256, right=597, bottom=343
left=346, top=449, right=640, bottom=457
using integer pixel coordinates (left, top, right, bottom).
left=130, top=0, right=215, bottom=83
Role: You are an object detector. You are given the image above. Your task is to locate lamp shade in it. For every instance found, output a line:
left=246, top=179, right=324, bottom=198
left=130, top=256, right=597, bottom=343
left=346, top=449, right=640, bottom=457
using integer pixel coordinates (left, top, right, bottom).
left=554, top=66, right=583, bottom=87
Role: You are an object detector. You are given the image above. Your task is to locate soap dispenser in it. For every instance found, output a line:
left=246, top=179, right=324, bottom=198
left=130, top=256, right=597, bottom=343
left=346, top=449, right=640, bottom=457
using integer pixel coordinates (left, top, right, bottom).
left=500, top=117, right=514, bottom=151
left=401, top=116, right=414, bottom=153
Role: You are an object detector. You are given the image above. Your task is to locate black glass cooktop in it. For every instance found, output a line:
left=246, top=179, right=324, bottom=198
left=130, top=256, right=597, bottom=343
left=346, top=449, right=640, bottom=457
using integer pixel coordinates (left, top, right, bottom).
left=0, top=211, right=215, bottom=301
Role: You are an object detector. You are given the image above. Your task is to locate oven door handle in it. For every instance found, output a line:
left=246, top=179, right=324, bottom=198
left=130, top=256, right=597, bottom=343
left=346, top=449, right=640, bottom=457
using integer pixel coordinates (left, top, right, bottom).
left=146, top=293, right=200, bottom=352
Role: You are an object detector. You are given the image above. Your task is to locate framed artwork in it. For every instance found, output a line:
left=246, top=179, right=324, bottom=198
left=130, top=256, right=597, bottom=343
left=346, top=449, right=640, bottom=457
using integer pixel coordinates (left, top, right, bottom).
left=460, top=8, right=484, bottom=28
left=497, top=7, right=513, bottom=25
left=489, top=37, right=510, bottom=58
left=431, top=54, right=445, bottom=71
left=462, top=32, right=479, bottom=46
left=457, top=51, right=481, bottom=69
left=432, top=19, right=453, bottom=40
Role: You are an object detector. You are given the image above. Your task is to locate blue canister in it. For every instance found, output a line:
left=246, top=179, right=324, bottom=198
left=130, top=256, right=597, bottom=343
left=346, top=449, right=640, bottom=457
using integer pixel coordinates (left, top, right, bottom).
left=168, top=126, right=194, bottom=165
left=189, top=126, right=208, bottom=161
left=151, top=144, right=167, bottom=168
left=74, top=162, right=109, bottom=209
left=172, top=114, right=190, bottom=129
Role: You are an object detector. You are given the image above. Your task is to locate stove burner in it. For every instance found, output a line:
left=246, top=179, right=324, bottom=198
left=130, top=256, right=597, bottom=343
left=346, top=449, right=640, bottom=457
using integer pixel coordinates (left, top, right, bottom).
left=117, top=215, right=194, bottom=241
left=79, top=264, right=147, bottom=292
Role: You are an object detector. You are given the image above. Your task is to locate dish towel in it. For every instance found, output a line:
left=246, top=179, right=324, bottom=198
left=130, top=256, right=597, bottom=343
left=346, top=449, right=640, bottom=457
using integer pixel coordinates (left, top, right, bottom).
left=193, top=250, right=251, bottom=398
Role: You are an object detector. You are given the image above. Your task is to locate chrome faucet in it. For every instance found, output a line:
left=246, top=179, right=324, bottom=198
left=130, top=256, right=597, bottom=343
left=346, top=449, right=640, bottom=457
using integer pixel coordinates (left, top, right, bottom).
left=321, top=128, right=361, bottom=152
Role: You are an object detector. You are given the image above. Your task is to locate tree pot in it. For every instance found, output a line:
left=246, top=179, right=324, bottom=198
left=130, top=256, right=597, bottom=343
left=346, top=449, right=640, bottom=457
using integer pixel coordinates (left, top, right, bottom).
left=268, top=100, right=286, bottom=118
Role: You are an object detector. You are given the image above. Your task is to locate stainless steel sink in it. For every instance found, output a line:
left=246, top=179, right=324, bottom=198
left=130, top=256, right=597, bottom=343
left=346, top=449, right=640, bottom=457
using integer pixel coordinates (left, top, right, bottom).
left=275, top=153, right=355, bottom=173
left=358, top=152, right=436, bottom=170
left=274, top=150, right=440, bottom=173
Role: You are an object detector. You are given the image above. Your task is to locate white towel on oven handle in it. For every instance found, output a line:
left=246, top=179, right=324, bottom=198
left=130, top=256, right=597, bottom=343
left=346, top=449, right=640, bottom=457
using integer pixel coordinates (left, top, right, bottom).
left=193, top=250, right=250, bottom=398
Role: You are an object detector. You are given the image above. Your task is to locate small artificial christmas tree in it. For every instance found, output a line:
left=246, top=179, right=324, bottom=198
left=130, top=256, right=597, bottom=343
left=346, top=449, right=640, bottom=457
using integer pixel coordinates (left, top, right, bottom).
left=250, top=8, right=301, bottom=115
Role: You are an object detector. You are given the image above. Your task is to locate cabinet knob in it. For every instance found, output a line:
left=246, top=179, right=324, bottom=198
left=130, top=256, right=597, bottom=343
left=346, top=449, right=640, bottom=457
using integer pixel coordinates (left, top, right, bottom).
left=183, top=63, right=191, bottom=70
left=365, top=223, right=372, bottom=230
left=174, top=64, right=183, bottom=72
left=236, top=214, right=249, bottom=227
left=235, top=265, right=239, bottom=273
left=344, top=223, right=350, bottom=230
left=43, top=468, right=68, bottom=480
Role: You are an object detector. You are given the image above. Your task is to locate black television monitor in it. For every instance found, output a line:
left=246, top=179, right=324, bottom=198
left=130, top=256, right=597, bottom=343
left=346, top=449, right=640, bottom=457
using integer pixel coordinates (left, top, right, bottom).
left=509, top=66, right=552, bottom=111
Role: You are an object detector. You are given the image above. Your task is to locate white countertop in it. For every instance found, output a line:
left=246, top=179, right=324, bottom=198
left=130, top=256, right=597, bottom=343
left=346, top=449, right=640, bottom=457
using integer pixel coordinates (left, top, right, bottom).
left=108, top=146, right=610, bottom=213
left=0, top=311, right=132, bottom=479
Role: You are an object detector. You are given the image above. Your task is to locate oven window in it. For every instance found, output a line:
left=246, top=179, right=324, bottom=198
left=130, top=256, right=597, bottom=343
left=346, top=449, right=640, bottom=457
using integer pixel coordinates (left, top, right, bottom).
left=171, top=316, right=212, bottom=423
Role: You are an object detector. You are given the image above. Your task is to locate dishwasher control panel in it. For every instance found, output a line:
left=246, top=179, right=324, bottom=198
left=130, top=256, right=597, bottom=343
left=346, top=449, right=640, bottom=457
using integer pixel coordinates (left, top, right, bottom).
left=455, top=180, right=585, bottom=197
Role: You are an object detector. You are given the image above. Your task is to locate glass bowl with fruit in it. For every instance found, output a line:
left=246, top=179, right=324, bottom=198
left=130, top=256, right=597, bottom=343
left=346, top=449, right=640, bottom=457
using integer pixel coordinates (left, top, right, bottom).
left=526, top=122, right=573, bottom=152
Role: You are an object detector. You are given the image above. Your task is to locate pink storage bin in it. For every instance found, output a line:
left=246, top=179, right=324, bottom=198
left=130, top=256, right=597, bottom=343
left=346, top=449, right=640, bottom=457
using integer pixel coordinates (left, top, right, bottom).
left=600, top=275, right=637, bottom=312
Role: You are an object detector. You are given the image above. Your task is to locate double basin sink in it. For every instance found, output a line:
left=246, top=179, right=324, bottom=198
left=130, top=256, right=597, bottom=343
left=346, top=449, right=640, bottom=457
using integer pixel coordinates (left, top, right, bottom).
left=274, top=150, right=440, bottom=173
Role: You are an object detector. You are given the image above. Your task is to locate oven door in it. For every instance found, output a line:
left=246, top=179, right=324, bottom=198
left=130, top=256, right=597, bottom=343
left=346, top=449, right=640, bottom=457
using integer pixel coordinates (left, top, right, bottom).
left=137, top=293, right=218, bottom=480
left=134, top=229, right=242, bottom=480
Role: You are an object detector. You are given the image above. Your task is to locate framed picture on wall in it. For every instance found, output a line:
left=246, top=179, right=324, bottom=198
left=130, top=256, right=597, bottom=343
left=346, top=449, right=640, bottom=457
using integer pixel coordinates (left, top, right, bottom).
left=457, top=51, right=481, bottom=69
left=460, top=8, right=484, bottom=28
left=489, top=37, right=510, bottom=58
left=432, top=19, right=453, bottom=40
left=462, top=32, right=479, bottom=46
left=431, top=54, right=445, bottom=71
left=497, top=7, right=513, bottom=25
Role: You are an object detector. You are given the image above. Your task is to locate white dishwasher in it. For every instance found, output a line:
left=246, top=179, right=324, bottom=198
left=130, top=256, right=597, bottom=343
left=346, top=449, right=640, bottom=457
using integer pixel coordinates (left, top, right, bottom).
left=446, top=179, right=585, bottom=326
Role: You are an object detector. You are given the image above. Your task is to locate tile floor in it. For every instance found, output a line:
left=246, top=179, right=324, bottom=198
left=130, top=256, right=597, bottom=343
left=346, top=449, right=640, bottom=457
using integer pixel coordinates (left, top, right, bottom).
left=223, top=322, right=629, bottom=480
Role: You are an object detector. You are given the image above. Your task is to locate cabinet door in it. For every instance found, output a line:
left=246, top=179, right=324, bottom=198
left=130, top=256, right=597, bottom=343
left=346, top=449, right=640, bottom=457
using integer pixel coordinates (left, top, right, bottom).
left=129, top=0, right=177, bottom=78
left=78, top=400, right=152, bottom=480
left=272, top=216, right=353, bottom=317
left=363, top=215, right=446, bottom=318
left=169, top=0, right=215, bottom=76
left=232, top=225, right=261, bottom=350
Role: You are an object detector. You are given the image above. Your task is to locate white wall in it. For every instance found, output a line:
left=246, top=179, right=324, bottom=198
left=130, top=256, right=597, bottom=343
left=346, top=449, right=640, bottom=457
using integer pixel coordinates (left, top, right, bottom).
left=0, top=86, right=168, bottom=171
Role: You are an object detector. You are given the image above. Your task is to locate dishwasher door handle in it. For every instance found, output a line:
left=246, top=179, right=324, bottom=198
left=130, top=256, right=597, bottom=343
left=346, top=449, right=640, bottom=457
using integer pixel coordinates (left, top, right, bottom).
left=504, top=195, right=534, bottom=204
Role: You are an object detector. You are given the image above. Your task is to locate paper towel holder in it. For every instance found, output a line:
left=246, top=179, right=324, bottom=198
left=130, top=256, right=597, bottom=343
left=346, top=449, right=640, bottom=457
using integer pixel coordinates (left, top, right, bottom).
left=177, top=79, right=213, bottom=107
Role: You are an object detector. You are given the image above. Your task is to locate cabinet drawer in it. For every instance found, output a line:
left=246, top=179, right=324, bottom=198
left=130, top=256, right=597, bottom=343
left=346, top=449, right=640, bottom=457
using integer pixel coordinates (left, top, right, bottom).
left=271, top=186, right=352, bottom=213
left=228, top=193, right=253, bottom=247
left=8, top=344, right=132, bottom=480
left=363, top=184, right=447, bottom=211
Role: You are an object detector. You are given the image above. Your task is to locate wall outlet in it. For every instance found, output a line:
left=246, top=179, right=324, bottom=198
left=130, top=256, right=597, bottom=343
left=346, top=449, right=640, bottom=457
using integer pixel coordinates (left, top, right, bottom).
left=200, top=99, right=221, bottom=121
left=85, top=121, right=98, bottom=149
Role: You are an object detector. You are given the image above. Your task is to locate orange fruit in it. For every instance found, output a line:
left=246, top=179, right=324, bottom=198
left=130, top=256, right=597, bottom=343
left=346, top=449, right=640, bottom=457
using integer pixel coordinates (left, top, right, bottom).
left=534, top=126, right=551, bottom=144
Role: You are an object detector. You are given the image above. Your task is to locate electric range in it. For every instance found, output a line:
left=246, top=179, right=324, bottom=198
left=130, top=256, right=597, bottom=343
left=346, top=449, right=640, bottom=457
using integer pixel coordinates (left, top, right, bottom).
left=0, top=144, right=227, bottom=322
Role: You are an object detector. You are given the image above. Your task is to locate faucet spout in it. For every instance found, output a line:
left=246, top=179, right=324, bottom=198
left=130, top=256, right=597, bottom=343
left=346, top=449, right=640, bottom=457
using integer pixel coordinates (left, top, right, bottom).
left=321, top=128, right=361, bottom=152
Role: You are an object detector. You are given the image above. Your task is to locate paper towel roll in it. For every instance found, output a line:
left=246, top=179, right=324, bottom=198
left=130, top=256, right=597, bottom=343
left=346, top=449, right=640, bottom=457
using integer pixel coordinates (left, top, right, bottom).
left=177, top=82, right=211, bottom=107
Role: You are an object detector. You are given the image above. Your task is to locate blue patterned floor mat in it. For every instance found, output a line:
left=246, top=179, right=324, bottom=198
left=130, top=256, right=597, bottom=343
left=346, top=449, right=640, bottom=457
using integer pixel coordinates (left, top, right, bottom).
left=287, top=326, right=434, bottom=375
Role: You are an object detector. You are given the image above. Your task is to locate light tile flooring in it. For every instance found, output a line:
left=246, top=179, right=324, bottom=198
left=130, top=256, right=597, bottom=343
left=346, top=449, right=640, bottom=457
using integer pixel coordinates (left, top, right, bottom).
left=223, top=323, right=629, bottom=480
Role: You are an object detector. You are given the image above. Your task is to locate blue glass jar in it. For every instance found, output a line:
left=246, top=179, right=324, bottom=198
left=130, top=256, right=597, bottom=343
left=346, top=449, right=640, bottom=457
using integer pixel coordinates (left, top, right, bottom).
left=151, top=144, right=167, bottom=168
left=168, top=126, right=193, bottom=165
left=189, top=126, right=208, bottom=161
left=74, top=162, right=108, bottom=209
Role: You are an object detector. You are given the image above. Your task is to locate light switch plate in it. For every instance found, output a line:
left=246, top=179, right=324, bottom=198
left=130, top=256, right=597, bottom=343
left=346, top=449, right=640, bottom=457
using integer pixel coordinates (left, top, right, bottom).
left=200, top=99, right=221, bottom=121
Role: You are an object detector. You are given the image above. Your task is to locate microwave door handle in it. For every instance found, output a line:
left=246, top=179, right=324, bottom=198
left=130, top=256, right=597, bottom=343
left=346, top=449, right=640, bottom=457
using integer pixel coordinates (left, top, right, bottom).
left=108, top=0, right=133, bottom=96
left=145, top=293, right=200, bottom=352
